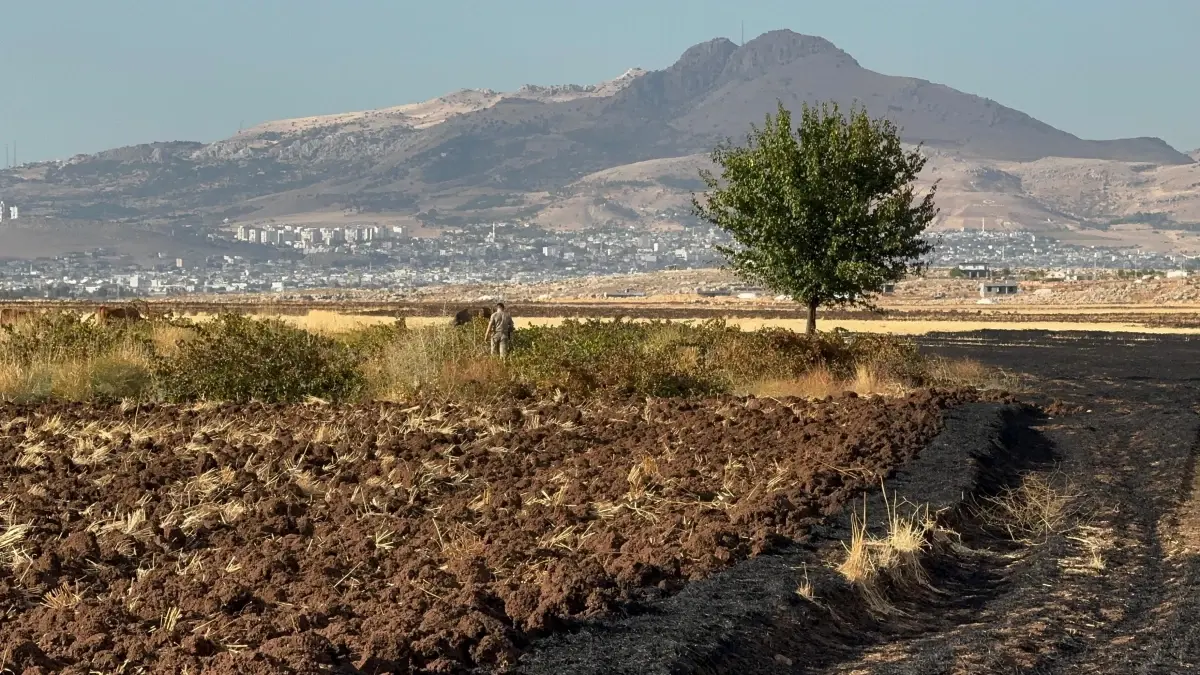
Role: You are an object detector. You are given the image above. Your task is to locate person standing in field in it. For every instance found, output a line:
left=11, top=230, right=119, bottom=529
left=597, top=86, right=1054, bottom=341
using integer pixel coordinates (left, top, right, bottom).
left=484, top=302, right=515, bottom=358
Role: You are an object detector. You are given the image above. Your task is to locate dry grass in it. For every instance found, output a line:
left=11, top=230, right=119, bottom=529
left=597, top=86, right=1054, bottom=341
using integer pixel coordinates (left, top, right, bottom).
left=359, top=324, right=505, bottom=400
left=738, top=363, right=912, bottom=399
left=1064, top=525, right=1110, bottom=574
left=270, top=310, right=398, bottom=334
left=980, top=472, right=1080, bottom=542
left=148, top=323, right=193, bottom=358
left=0, top=342, right=156, bottom=402
left=794, top=563, right=815, bottom=602
left=722, top=317, right=1200, bottom=336
left=924, top=356, right=1024, bottom=391
left=835, top=491, right=943, bottom=617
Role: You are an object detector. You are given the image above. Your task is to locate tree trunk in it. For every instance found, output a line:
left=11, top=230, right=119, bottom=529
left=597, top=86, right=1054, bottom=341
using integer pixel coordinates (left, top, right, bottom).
left=806, top=298, right=819, bottom=335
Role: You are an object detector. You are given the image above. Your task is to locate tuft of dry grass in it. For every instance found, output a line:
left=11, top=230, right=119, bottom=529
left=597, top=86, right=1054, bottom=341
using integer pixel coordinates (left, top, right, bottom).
left=41, top=583, right=82, bottom=610
left=739, top=369, right=839, bottom=399
left=794, top=563, right=815, bottom=602
left=835, top=491, right=943, bottom=616
left=924, top=355, right=1023, bottom=391
left=980, top=472, right=1079, bottom=542
left=0, top=522, right=32, bottom=568
left=1065, top=526, right=1109, bottom=573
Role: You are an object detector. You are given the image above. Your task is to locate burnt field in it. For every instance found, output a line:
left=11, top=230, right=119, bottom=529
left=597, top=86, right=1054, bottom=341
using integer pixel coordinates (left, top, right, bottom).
left=0, top=390, right=977, bottom=674
left=802, top=330, right=1200, bottom=674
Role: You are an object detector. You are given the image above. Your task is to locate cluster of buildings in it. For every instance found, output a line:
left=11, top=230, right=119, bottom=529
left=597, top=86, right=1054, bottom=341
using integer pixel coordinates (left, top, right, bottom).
left=0, top=220, right=731, bottom=299
left=926, top=230, right=1181, bottom=271
left=0, top=200, right=19, bottom=221
left=234, top=223, right=399, bottom=250
left=0, top=217, right=1195, bottom=300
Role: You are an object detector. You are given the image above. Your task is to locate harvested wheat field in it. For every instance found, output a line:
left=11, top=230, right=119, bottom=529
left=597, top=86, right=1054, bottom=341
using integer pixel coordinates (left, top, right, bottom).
left=0, top=390, right=976, bottom=674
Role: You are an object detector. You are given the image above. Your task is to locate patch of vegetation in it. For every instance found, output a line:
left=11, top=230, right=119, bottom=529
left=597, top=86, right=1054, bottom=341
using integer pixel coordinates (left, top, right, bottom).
left=1102, top=211, right=1172, bottom=227
left=0, top=312, right=149, bottom=365
left=153, top=314, right=364, bottom=403
left=0, top=311, right=1001, bottom=405
left=657, top=176, right=707, bottom=191
left=455, top=193, right=525, bottom=211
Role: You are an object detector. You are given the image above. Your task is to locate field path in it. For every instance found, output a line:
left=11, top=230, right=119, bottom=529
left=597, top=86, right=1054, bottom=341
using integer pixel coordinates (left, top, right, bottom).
left=821, top=331, right=1200, bottom=674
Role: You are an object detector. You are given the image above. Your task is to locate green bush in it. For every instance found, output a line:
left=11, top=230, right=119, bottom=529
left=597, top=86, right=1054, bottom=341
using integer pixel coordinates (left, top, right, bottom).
left=338, top=319, right=409, bottom=357
left=841, top=332, right=927, bottom=384
left=509, top=319, right=722, bottom=397
left=154, top=314, right=365, bottom=403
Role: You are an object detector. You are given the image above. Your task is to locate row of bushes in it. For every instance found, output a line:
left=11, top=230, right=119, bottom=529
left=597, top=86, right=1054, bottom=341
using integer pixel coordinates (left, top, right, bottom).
left=0, top=311, right=958, bottom=404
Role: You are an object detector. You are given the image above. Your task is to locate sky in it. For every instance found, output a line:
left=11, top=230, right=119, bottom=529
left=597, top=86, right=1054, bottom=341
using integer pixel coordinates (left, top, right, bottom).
left=1, top=0, right=1197, bottom=164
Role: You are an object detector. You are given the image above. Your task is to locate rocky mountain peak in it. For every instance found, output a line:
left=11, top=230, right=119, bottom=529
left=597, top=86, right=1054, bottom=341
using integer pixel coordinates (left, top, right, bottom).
left=721, top=30, right=859, bottom=80
left=670, top=37, right=739, bottom=75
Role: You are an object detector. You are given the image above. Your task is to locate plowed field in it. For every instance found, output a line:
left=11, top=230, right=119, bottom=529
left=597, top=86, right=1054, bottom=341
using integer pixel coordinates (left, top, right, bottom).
left=0, top=392, right=968, bottom=674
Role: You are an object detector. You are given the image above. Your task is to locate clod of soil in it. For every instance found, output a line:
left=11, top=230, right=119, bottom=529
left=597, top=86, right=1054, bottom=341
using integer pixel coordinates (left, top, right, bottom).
left=1044, top=399, right=1085, bottom=416
left=0, top=391, right=970, bottom=673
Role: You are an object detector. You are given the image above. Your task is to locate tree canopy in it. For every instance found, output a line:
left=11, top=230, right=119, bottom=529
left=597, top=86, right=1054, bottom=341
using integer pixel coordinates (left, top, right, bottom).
left=692, top=101, right=938, bottom=333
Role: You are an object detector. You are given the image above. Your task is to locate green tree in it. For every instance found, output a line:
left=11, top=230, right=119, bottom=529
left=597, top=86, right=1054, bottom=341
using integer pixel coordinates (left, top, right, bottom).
left=692, top=101, right=938, bottom=334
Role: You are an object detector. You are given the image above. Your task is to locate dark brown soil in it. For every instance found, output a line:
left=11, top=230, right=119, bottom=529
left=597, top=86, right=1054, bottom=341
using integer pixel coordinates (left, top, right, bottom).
left=0, top=391, right=970, bottom=674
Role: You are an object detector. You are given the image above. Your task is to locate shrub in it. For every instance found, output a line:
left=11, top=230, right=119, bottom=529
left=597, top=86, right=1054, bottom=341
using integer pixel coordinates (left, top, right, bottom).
left=338, top=319, right=409, bottom=356
left=510, top=319, right=729, bottom=397
left=841, top=333, right=927, bottom=385
left=154, top=314, right=364, bottom=403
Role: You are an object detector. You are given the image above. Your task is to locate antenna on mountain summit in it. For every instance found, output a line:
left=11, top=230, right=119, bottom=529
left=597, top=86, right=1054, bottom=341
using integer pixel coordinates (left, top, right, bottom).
left=741, top=21, right=744, bottom=45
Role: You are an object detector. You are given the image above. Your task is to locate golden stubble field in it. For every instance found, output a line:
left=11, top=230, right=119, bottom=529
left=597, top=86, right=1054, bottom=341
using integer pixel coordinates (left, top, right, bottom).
left=221, top=309, right=1200, bottom=336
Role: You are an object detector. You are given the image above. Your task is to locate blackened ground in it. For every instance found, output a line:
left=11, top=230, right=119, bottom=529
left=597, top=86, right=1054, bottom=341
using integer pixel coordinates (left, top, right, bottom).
left=518, top=330, right=1200, bottom=674
left=835, top=329, right=1200, bottom=674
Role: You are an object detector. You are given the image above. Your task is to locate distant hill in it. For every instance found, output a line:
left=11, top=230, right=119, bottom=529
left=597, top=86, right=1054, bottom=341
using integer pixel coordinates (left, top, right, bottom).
left=0, top=29, right=1195, bottom=257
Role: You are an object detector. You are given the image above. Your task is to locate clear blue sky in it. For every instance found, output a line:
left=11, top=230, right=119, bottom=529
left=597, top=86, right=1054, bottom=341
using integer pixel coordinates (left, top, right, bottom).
left=2, top=0, right=1197, bottom=163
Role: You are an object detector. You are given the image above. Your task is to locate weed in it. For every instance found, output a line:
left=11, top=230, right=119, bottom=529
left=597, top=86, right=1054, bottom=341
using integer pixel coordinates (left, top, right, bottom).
left=981, top=472, right=1079, bottom=542
left=835, top=491, right=944, bottom=617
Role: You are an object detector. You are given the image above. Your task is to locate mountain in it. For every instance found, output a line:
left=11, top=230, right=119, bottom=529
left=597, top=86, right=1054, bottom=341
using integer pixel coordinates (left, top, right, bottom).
left=0, top=29, right=1195, bottom=256
left=1191, top=149, right=1200, bottom=162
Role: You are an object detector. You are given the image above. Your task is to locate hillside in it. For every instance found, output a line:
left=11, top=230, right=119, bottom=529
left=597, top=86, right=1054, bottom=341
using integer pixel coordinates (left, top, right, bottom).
left=554, top=150, right=1200, bottom=234
left=0, top=29, right=1195, bottom=256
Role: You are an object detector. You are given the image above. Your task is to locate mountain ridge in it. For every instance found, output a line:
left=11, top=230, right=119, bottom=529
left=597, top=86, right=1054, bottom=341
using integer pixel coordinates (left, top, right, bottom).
left=0, top=29, right=1194, bottom=254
